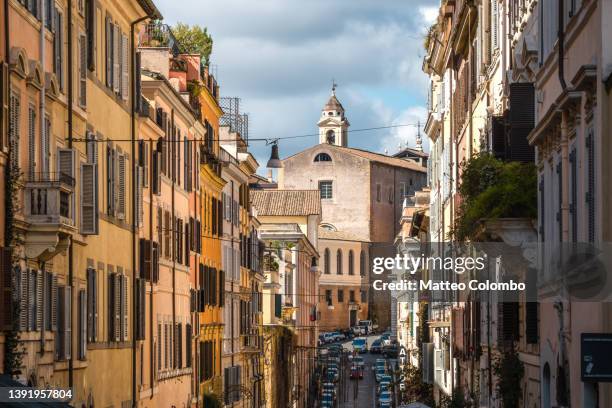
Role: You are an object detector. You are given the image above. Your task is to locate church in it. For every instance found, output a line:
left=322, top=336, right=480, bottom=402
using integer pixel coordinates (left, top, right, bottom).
left=276, top=88, right=428, bottom=331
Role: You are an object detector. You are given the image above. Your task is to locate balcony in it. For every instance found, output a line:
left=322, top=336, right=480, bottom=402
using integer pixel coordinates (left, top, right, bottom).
left=139, top=22, right=183, bottom=56
left=23, top=173, right=76, bottom=260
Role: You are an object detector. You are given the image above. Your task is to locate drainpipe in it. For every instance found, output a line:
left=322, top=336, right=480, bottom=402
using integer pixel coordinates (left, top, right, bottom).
left=38, top=0, right=46, bottom=355
left=130, top=13, right=155, bottom=407
left=67, top=0, right=74, bottom=389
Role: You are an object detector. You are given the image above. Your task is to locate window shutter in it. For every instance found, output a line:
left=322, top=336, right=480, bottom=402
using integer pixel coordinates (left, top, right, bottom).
left=57, top=148, right=75, bottom=183
left=140, top=239, right=152, bottom=280
left=525, top=302, right=538, bottom=344
left=120, top=274, right=128, bottom=341
left=113, top=24, right=120, bottom=94
left=105, top=16, right=112, bottom=87
left=121, top=33, right=128, bottom=101
left=219, top=270, right=224, bottom=307
left=59, top=285, right=72, bottom=360
left=0, top=249, right=13, bottom=330
left=81, top=162, right=98, bottom=234
left=539, top=178, right=545, bottom=240
left=79, top=34, right=87, bottom=107
left=8, top=93, right=20, bottom=170
left=27, top=269, right=36, bottom=331
left=152, top=242, right=160, bottom=283
left=117, top=153, right=126, bottom=219
left=135, top=278, right=145, bottom=340
left=186, top=323, right=192, bottom=367
left=78, top=289, right=87, bottom=359
left=53, top=9, right=63, bottom=88
left=134, top=52, right=142, bottom=112
left=36, top=270, right=43, bottom=331
left=86, top=268, right=94, bottom=342
left=86, top=0, right=96, bottom=71
left=492, top=0, right=499, bottom=50
left=137, top=166, right=143, bottom=226
left=28, top=106, right=36, bottom=179
left=556, top=162, right=562, bottom=241
left=50, top=273, right=58, bottom=331
left=508, top=83, right=535, bottom=163
left=569, top=148, right=577, bottom=242
left=586, top=129, right=595, bottom=242
left=143, top=142, right=149, bottom=187
left=152, top=149, right=161, bottom=195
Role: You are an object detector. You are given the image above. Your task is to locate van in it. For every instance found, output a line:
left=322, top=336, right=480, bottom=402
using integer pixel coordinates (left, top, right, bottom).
left=358, top=320, right=373, bottom=334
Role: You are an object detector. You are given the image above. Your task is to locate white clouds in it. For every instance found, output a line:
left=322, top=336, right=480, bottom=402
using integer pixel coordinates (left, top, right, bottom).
left=155, top=0, right=437, bottom=162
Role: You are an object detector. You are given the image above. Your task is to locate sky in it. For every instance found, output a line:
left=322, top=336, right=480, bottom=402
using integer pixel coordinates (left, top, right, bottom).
left=154, top=0, right=439, bottom=169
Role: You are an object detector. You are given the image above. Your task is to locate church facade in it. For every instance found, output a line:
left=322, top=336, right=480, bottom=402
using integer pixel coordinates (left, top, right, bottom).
left=277, top=89, right=428, bottom=331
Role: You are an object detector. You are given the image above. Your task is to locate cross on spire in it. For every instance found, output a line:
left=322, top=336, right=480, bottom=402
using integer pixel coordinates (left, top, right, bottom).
left=331, top=79, right=337, bottom=96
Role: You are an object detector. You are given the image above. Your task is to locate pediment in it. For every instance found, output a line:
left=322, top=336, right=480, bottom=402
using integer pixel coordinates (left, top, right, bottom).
left=317, top=117, right=343, bottom=127
left=27, top=60, right=44, bottom=89
left=45, top=72, right=61, bottom=101
left=9, top=47, right=28, bottom=78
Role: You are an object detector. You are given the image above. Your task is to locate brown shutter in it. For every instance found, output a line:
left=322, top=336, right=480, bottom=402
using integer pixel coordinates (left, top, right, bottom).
left=79, top=34, right=87, bottom=107
left=120, top=274, right=127, bottom=341
left=81, top=162, right=98, bottom=234
left=78, top=289, right=87, bottom=359
left=508, top=82, right=535, bottom=163
left=86, top=0, right=96, bottom=71
left=57, top=148, right=75, bottom=181
left=105, top=16, right=112, bottom=87
left=135, top=278, right=145, bottom=340
left=36, top=270, right=43, bottom=331
left=117, top=153, right=126, bottom=219
left=50, top=273, right=58, bottom=331
left=0, top=248, right=12, bottom=329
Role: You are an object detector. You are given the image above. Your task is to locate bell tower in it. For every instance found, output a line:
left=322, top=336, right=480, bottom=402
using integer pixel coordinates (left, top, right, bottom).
left=317, top=83, right=350, bottom=146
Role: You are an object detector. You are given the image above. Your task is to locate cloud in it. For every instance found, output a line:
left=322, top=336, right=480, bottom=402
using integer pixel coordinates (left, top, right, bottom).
left=154, top=0, right=437, bottom=169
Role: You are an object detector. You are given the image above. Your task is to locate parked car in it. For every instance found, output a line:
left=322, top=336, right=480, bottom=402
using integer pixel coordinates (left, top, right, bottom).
left=321, top=393, right=334, bottom=407
left=350, top=366, right=364, bottom=379
left=352, top=337, right=368, bottom=353
left=377, top=381, right=391, bottom=395
left=378, top=390, right=392, bottom=407
left=358, top=320, right=373, bottom=334
left=322, top=382, right=337, bottom=398
left=322, top=333, right=335, bottom=343
left=375, top=368, right=386, bottom=382
left=370, top=339, right=382, bottom=353
left=351, top=325, right=366, bottom=336
left=342, top=328, right=355, bottom=339
left=353, top=356, right=365, bottom=368
left=382, top=344, right=398, bottom=358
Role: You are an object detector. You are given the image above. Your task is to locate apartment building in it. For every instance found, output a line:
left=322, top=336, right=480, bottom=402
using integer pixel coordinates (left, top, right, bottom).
left=0, top=1, right=161, bottom=407
left=251, top=189, right=321, bottom=408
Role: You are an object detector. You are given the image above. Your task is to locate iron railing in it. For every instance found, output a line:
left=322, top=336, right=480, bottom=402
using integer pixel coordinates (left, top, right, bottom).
left=219, top=97, right=249, bottom=142
left=139, top=22, right=183, bottom=56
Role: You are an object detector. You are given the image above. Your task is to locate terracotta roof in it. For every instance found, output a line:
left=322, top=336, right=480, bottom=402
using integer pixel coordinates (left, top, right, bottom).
left=393, top=147, right=429, bottom=158
left=318, top=228, right=369, bottom=242
left=251, top=190, right=321, bottom=216
left=329, top=145, right=427, bottom=173
left=324, top=94, right=344, bottom=111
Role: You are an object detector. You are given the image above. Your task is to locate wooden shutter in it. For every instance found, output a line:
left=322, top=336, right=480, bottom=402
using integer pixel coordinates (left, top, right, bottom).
left=134, top=52, right=141, bottom=112
left=36, top=270, right=43, bottom=331
left=78, top=289, right=87, bottom=359
left=86, top=0, right=96, bottom=71
left=86, top=268, right=94, bottom=342
left=53, top=9, right=63, bottom=88
left=59, top=285, right=72, bottom=360
left=140, top=239, right=152, bottom=280
left=556, top=162, right=563, bottom=241
left=105, top=16, right=112, bottom=87
left=113, top=23, right=120, bottom=94
left=569, top=148, right=577, bottom=242
left=121, top=33, right=128, bottom=101
left=152, top=149, right=161, bottom=195
left=0, top=248, right=12, bottom=329
left=8, top=92, right=20, bottom=170
left=136, top=166, right=143, bottom=226
left=586, top=129, right=595, bottom=242
left=135, top=278, right=145, bottom=340
left=508, top=83, right=535, bottom=163
left=81, top=163, right=98, bottom=234
left=50, top=273, right=58, bottom=331
left=525, top=302, right=538, bottom=344
left=152, top=242, right=160, bottom=283
left=28, top=105, right=36, bottom=179
left=57, top=148, right=75, bottom=181
left=117, top=153, right=126, bottom=219
left=120, top=274, right=127, bottom=341
left=186, top=323, right=192, bottom=367
left=79, top=34, right=87, bottom=107
left=27, top=269, right=36, bottom=331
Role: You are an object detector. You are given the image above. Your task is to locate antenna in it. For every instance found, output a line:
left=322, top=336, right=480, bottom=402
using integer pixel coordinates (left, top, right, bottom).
left=415, top=120, right=423, bottom=152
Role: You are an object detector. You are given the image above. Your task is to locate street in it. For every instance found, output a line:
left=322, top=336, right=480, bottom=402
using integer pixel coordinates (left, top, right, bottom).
left=318, top=334, right=397, bottom=408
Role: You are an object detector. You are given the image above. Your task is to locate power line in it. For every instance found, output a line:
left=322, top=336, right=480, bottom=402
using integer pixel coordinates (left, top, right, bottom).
left=69, top=123, right=422, bottom=144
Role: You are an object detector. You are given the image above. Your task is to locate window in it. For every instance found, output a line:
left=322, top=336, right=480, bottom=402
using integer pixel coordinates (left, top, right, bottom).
left=336, top=249, right=342, bottom=275
left=360, top=250, right=366, bottom=276
left=360, top=290, right=367, bottom=303
left=314, top=153, right=332, bottom=162
left=53, top=7, right=64, bottom=89
left=349, top=290, right=355, bottom=303
left=9, top=92, right=20, bottom=170
left=79, top=34, right=87, bottom=107
left=348, top=250, right=354, bottom=275
left=337, top=289, right=344, bottom=303
left=28, top=104, right=36, bottom=179
left=325, top=290, right=332, bottom=306
left=326, top=130, right=335, bottom=144
left=324, top=248, right=330, bottom=274
left=319, top=180, right=333, bottom=199
left=376, top=184, right=381, bottom=202
left=388, top=187, right=393, bottom=203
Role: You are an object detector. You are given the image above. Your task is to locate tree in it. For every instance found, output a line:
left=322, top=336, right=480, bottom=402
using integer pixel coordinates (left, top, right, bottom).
left=172, top=23, right=213, bottom=66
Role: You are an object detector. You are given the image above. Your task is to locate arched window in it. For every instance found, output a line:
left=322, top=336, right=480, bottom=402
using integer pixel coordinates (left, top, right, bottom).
left=348, top=250, right=354, bottom=275
left=314, top=153, right=332, bottom=162
left=326, top=130, right=335, bottom=144
left=320, top=223, right=336, bottom=231
left=324, top=248, right=330, bottom=274
left=336, top=249, right=343, bottom=275
left=360, top=250, right=366, bottom=276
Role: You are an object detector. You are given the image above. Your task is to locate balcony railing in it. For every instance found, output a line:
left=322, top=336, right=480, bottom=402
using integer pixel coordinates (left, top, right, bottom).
left=24, top=172, right=75, bottom=227
left=139, top=22, right=183, bottom=56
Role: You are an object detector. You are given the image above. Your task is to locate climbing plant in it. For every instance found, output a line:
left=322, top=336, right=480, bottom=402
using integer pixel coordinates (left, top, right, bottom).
left=493, top=346, right=524, bottom=408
